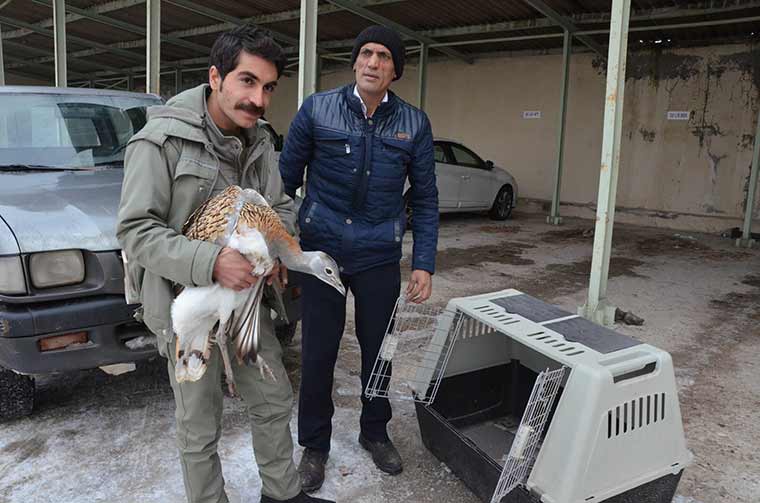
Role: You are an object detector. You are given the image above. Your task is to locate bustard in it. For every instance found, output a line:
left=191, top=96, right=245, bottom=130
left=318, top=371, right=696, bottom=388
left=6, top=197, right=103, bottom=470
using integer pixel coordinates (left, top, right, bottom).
left=171, top=185, right=345, bottom=395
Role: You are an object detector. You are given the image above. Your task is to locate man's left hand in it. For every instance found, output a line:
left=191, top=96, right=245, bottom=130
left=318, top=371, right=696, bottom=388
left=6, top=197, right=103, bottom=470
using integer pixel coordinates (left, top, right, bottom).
left=406, top=270, right=432, bottom=304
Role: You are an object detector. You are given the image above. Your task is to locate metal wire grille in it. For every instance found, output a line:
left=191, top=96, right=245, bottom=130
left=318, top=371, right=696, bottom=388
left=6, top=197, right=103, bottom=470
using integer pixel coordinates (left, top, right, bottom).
left=491, top=366, right=567, bottom=503
left=364, top=297, right=464, bottom=404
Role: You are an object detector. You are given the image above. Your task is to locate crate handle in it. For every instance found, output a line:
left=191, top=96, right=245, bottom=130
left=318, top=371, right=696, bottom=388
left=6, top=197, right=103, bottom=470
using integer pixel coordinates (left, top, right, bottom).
left=602, top=354, right=659, bottom=383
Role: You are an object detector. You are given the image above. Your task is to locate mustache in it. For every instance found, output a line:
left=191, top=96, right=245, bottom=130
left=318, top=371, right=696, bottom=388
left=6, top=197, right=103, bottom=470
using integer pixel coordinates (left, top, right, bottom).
left=235, top=102, right=265, bottom=115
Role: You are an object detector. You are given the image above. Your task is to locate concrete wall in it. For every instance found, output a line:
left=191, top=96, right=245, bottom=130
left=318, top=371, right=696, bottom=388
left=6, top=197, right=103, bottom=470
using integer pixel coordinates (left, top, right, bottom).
left=266, top=43, right=760, bottom=233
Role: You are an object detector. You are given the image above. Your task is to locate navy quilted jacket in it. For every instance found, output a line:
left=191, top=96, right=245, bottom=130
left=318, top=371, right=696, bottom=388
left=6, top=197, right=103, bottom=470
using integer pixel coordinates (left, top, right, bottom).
left=279, top=84, right=439, bottom=275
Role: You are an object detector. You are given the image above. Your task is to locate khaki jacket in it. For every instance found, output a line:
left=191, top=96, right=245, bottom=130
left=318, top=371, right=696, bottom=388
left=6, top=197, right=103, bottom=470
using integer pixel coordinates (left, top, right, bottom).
left=116, top=84, right=296, bottom=343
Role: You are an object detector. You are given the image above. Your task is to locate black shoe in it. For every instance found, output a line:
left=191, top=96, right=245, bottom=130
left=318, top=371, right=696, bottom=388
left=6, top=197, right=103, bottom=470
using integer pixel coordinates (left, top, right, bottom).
left=260, top=490, right=335, bottom=503
left=297, top=448, right=329, bottom=493
left=358, top=433, right=403, bottom=475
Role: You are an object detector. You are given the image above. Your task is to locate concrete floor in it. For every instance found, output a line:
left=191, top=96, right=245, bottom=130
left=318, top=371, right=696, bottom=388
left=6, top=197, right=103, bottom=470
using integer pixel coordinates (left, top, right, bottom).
left=1, top=210, right=758, bottom=503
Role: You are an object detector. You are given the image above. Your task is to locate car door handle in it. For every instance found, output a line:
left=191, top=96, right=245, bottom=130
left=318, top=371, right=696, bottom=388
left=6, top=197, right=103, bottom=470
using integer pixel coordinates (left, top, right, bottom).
left=461, top=175, right=471, bottom=180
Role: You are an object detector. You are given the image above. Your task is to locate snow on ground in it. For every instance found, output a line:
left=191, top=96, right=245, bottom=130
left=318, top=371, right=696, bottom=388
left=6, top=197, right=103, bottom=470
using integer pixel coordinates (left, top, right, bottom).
left=1, top=211, right=758, bottom=502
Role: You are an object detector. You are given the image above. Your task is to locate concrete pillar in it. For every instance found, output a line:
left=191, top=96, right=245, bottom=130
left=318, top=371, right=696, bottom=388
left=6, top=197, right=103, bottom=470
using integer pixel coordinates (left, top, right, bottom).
left=547, top=30, right=572, bottom=226
left=53, top=0, right=67, bottom=87
left=579, top=0, right=631, bottom=326
left=146, top=0, right=161, bottom=94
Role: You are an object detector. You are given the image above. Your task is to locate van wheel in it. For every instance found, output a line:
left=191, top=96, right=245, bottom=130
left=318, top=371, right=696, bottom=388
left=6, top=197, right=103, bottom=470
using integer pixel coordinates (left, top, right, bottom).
left=489, top=185, right=514, bottom=220
left=0, top=367, right=35, bottom=422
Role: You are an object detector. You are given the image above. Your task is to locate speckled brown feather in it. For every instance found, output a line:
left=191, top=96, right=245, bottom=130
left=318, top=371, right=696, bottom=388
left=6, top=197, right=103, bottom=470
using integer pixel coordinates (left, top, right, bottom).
left=182, top=185, right=299, bottom=253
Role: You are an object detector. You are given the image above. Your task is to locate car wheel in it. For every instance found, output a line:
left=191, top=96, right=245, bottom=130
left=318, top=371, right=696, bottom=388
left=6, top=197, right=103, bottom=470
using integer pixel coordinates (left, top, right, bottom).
left=489, top=185, right=514, bottom=220
left=275, top=321, right=298, bottom=347
left=0, top=367, right=35, bottom=422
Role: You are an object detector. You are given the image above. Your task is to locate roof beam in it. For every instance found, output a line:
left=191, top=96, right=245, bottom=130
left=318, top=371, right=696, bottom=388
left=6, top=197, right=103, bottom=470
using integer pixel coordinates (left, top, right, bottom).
left=30, top=0, right=209, bottom=53
left=2, top=39, right=123, bottom=72
left=3, top=53, right=89, bottom=79
left=314, top=1, right=760, bottom=43
left=323, top=0, right=474, bottom=64
left=0, top=15, right=144, bottom=62
left=2, top=0, right=145, bottom=40
left=4, top=0, right=404, bottom=71
left=160, top=0, right=404, bottom=40
left=523, top=0, right=606, bottom=57
left=164, top=0, right=299, bottom=47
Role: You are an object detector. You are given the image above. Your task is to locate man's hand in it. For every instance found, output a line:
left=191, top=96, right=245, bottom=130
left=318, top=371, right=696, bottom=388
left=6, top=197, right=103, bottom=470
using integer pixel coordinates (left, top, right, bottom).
left=406, top=270, right=432, bottom=304
left=266, top=261, right=288, bottom=288
left=212, top=247, right=258, bottom=291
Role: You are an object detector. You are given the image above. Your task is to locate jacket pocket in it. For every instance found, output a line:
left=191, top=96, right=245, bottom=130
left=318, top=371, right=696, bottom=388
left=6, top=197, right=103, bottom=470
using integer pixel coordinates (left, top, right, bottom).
left=380, top=137, right=413, bottom=167
left=174, top=157, right=217, bottom=181
left=314, top=128, right=352, bottom=158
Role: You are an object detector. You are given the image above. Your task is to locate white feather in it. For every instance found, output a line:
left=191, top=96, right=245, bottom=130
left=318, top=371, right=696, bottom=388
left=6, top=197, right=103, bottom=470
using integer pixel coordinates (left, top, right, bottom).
left=172, top=228, right=275, bottom=384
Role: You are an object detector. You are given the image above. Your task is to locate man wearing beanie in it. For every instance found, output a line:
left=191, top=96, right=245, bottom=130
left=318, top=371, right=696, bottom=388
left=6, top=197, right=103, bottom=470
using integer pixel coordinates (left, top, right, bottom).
left=280, top=25, right=439, bottom=491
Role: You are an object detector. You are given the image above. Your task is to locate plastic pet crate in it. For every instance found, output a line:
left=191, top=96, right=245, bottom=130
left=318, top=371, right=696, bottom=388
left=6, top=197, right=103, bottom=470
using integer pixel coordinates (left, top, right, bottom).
left=369, top=290, right=693, bottom=503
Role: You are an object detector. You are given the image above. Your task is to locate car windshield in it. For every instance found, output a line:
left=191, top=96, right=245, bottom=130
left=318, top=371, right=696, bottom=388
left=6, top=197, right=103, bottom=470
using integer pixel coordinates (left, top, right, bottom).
left=0, top=93, right=157, bottom=169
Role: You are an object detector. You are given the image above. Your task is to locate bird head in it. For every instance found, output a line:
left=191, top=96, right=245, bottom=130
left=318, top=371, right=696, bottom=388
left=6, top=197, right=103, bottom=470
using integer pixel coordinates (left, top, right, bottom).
left=305, top=251, right=346, bottom=296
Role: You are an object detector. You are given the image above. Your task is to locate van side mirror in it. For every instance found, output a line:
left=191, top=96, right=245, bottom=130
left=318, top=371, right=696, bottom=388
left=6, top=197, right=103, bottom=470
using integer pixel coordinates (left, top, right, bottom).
left=485, top=160, right=494, bottom=170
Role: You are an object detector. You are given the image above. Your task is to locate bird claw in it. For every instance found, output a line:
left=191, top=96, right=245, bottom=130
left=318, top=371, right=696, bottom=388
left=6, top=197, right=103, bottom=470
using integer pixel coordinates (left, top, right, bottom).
left=258, top=356, right=277, bottom=382
left=225, top=376, right=238, bottom=397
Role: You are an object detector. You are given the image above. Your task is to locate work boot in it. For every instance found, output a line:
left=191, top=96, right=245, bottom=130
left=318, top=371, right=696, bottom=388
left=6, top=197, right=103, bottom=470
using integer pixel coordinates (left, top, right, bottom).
left=358, top=433, right=403, bottom=475
left=260, top=491, right=335, bottom=503
left=297, top=448, right=329, bottom=493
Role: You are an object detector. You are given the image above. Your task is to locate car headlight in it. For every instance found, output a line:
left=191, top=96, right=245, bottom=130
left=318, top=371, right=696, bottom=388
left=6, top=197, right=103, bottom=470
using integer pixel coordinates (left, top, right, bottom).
left=30, top=250, right=85, bottom=289
left=0, top=255, right=26, bottom=294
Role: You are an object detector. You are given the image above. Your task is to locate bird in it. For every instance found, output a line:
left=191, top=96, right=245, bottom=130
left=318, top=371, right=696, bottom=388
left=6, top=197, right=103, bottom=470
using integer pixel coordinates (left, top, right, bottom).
left=171, top=185, right=346, bottom=395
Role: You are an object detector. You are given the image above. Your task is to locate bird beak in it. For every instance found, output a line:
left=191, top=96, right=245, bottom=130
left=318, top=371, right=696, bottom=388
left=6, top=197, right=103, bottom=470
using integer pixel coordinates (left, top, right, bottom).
left=333, top=280, right=347, bottom=297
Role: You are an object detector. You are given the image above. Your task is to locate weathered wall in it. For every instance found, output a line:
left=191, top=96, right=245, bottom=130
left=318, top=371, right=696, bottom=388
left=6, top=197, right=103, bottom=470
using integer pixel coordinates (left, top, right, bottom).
left=266, top=43, right=760, bottom=233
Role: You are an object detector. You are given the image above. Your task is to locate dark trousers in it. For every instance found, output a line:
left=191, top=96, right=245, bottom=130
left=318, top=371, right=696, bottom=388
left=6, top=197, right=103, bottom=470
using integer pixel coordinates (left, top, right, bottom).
left=298, top=261, right=400, bottom=452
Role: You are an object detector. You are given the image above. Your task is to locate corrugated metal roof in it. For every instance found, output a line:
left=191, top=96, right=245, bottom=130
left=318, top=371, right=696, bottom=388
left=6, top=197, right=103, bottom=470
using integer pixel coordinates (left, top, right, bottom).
left=1, top=0, right=759, bottom=82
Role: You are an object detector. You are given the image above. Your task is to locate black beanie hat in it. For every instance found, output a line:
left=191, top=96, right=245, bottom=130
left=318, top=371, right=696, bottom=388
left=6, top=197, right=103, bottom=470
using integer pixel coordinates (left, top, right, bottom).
left=351, top=25, right=405, bottom=81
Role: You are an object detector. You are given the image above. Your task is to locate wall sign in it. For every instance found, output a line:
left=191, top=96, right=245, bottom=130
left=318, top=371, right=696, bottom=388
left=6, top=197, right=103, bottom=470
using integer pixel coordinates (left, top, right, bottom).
left=667, top=111, right=691, bottom=120
left=522, top=111, right=542, bottom=119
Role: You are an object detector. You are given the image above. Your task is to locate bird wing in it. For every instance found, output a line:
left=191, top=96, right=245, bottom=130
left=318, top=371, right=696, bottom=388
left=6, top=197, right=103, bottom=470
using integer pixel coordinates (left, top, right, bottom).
left=230, top=275, right=266, bottom=366
left=241, top=188, right=270, bottom=207
left=183, top=185, right=244, bottom=245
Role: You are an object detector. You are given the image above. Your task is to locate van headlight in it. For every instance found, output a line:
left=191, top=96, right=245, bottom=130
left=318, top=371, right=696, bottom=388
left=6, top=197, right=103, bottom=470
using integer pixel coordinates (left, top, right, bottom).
left=0, top=255, right=26, bottom=294
left=29, top=250, right=85, bottom=288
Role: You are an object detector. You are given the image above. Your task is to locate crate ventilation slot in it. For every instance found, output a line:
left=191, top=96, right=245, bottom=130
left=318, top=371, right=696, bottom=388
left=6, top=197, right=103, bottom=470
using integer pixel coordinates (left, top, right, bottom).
left=607, top=393, right=667, bottom=438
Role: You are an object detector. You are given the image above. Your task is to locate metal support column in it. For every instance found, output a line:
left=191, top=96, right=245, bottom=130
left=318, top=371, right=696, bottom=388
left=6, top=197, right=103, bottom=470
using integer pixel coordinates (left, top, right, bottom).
left=127, top=73, right=134, bottom=91
left=547, top=30, right=572, bottom=226
left=579, top=0, right=631, bottom=326
left=53, top=0, right=67, bottom=87
left=297, top=0, right=318, bottom=108
left=146, top=0, right=160, bottom=95
left=737, top=106, right=760, bottom=248
left=315, top=54, right=322, bottom=93
left=174, top=67, right=182, bottom=95
left=0, top=23, right=5, bottom=86
left=417, top=43, right=428, bottom=111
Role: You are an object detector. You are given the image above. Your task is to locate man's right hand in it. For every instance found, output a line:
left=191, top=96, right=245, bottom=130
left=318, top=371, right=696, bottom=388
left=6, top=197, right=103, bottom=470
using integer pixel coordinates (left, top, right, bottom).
left=212, top=247, right=258, bottom=291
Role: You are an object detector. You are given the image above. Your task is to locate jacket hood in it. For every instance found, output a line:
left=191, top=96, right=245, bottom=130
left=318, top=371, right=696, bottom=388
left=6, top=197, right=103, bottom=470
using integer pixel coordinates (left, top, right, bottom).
left=147, top=83, right=207, bottom=126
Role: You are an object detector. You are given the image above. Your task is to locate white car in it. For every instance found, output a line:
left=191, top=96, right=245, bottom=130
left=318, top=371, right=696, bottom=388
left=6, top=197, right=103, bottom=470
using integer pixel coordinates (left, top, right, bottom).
left=405, top=139, right=518, bottom=220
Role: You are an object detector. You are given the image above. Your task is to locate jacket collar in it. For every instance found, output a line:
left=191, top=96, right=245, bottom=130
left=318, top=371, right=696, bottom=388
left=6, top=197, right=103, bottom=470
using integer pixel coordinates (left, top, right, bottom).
left=343, top=83, right=397, bottom=119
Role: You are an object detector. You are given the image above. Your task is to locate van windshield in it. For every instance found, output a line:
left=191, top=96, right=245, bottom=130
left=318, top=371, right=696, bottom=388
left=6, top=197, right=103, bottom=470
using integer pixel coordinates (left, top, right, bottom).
left=0, top=93, right=158, bottom=169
